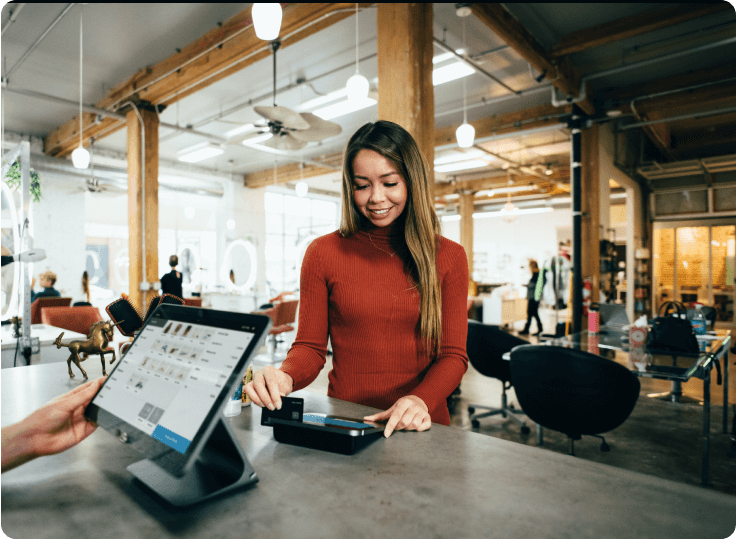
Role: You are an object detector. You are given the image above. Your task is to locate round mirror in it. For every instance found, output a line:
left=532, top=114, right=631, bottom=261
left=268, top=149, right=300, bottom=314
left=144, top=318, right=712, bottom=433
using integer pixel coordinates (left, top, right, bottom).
left=221, top=239, right=257, bottom=291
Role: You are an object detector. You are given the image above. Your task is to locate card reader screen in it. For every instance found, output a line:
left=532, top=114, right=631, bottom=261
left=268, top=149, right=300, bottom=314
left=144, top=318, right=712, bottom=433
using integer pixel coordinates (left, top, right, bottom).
left=303, top=414, right=375, bottom=430
left=90, top=317, right=256, bottom=454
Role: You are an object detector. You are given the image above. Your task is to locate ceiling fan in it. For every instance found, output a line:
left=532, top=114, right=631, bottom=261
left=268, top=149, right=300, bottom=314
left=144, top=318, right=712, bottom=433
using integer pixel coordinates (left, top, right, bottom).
left=249, top=40, right=342, bottom=151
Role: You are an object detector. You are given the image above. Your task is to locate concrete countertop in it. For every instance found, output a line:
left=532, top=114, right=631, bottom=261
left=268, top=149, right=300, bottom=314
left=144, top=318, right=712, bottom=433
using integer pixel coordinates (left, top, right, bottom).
left=2, top=361, right=735, bottom=539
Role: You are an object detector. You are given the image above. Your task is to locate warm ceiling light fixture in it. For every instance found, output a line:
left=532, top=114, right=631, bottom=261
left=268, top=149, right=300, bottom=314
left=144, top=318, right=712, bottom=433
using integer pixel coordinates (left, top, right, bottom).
left=346, top=3, right=369, bottom=101
left=252, top=3, right=282, bottom=41
left=455, top=12, right=475, bottom=148
left=71, top=5, right=90, bottom=169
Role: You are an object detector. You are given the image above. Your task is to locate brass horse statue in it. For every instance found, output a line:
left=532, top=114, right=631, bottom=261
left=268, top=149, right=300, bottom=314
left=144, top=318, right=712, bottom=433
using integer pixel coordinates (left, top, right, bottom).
left=54, top=320, right=124, bottom=378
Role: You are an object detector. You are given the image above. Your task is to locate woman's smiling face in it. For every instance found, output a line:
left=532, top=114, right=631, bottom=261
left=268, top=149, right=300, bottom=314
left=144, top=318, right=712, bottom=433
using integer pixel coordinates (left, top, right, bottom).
left=351, top=149, right=408, bottom=227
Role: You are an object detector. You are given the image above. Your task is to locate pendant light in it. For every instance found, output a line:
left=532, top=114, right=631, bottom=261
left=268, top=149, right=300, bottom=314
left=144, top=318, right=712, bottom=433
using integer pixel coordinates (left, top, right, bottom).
left=252, top=3, right=282, bottom=41
left=71, top=5, right=90, bottom=169
left=346, top=3, right=369, bottom=101
left=455, top=13, right=475, bottom=148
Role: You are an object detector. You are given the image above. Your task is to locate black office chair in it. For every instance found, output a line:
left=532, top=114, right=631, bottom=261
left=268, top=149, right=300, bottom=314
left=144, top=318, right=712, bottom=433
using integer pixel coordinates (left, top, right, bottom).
left=686, top=306, right=717, bottom=330
left=466, top=320, right=530, bottom=433
left=509, top=345, right=640, bottom=455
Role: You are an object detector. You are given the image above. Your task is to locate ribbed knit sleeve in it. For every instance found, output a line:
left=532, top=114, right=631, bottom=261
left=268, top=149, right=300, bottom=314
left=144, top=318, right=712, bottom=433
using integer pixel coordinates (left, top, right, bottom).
left=278, top=229, right=469, bottom=425
left=279, top=235, right=330, bottom=390
left=409, top=238, right=469, bottom=416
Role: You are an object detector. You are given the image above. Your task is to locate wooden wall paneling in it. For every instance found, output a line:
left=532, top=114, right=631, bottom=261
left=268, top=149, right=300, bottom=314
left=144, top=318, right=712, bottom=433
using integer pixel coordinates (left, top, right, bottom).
left=127, top=108, right=159, bottom=314
left=376, top=3, right=435, bottom=195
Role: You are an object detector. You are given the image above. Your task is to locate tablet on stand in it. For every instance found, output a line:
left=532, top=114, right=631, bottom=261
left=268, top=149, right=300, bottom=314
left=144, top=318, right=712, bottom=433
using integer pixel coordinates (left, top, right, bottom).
left=85, top=304, right=272, bottom=506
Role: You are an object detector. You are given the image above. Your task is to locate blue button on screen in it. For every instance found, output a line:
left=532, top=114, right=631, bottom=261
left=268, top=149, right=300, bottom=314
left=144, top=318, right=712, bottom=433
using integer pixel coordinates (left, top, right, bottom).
left=152, top=425, right=191, bottom=454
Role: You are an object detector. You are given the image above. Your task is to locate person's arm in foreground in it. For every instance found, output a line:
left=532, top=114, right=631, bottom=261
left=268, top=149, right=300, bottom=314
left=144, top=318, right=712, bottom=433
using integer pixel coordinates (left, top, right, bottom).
left=1, top=376, right=106, bottom=473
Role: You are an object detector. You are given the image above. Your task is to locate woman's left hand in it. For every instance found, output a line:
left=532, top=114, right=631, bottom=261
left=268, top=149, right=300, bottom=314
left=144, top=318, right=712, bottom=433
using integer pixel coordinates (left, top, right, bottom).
left=363, top=395, right=431, bottom=438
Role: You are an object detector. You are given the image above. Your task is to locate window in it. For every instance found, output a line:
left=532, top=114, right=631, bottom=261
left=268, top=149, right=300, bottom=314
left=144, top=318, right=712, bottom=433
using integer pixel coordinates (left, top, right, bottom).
left=264, top=191, right=338, bottom=294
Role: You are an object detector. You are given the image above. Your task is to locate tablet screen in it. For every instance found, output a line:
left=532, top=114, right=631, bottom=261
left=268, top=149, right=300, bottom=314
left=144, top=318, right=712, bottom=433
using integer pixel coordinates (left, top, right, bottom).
left=90, top=314, right=256, bottom=455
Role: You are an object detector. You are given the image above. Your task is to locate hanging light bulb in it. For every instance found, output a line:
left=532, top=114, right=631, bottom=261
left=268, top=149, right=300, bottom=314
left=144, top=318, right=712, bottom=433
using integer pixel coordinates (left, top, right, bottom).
left=346, top=4, right=369, bottom=101
left=456, top=123, right=475, bottom=148
left=296, top=182, right=309, bottom=198
left=72, top=5, right=89, bottom=169
left=455, top=15, right=474, bottom=148
left=252, top=3, right=282, bottom=41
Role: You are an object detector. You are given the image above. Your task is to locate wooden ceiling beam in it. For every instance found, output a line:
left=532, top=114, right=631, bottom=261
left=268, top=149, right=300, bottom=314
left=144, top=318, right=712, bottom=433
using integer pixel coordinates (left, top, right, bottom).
left=435, top=103, right=572, bottom=146
left=44, top=3, right=358, bottom=158
left=470, top=3, right=595, bottom=115
left=549, top=4, right=732, bottom=58
left=434, top=174, right=564, bottom=197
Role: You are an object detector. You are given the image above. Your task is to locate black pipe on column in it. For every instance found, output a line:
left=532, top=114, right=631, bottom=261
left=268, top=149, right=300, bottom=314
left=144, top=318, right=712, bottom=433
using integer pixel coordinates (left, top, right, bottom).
left=569, top=108, right=583, bottom=334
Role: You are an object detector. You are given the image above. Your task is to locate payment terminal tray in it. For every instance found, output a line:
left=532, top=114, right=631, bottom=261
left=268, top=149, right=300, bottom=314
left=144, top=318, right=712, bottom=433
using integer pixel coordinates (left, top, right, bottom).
left=272, top=417, right=384, bottom=455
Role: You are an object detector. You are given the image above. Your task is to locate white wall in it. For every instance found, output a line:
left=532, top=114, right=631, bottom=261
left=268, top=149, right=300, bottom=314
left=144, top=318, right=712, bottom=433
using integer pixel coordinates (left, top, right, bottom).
left=442, top=208, right=572, bottom=286
left=31, top=172, right=87, bottom=302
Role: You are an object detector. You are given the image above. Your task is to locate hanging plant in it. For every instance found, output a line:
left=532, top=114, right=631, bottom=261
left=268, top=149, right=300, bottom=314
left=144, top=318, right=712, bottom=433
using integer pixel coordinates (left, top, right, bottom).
left=3, top=160, right=42, bottom=202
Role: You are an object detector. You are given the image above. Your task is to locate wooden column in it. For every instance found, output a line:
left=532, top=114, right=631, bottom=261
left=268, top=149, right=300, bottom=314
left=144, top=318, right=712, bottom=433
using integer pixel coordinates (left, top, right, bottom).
left=127, top=107, right=159, bottom=314
left=376, top=3, right=435, bottom=194
left=459, top=192, right=474, bottom=278
left=581, top=123, right=600, bottom=305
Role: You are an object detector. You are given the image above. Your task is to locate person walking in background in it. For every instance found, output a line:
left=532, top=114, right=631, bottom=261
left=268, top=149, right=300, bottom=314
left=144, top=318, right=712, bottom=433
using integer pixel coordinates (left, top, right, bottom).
left=31, top=270, right=61, bottom=302
left=160, top=255, right=183, bottom=299
left=519, top=259, right=543, bottom=336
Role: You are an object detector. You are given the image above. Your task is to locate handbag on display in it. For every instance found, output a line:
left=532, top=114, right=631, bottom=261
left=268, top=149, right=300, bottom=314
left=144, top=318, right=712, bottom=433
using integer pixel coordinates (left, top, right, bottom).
left=646, top=301, right=699, bottom=355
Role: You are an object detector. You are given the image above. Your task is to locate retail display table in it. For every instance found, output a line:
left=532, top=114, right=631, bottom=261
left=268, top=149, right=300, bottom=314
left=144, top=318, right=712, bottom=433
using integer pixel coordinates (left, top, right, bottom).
left=2, top=361, right=735, bottom=539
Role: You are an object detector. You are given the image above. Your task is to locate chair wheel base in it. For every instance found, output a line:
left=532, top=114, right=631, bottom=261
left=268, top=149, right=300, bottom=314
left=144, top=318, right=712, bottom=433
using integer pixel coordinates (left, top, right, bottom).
left=521, top=425, right=530, bottom=435
left=471, top=420, right=480, bottom=428
left=468, top=406, right=475, bottom=414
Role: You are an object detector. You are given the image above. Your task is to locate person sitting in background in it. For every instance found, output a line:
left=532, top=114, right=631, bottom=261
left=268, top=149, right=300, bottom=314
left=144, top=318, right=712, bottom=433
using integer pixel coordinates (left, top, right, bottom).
left=1, top=377, right=106, bottom=473
left=31, top=270, right=61, bottom=302
left=160, top=255, right=183, bottom=299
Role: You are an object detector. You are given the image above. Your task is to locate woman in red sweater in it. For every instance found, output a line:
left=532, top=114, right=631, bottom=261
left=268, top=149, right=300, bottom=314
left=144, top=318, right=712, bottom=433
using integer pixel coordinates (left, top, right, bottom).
left=245, top=121, right=469, bottom=437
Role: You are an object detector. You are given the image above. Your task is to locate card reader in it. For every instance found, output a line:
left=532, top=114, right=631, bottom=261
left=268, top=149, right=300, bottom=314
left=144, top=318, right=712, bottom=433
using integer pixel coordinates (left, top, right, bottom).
left=261, top=397, right=385, bottom=455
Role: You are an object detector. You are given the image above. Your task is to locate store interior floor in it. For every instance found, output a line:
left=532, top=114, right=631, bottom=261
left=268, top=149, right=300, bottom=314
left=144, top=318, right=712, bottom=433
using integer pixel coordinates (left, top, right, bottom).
left=253, top=310, right=736, bottom=496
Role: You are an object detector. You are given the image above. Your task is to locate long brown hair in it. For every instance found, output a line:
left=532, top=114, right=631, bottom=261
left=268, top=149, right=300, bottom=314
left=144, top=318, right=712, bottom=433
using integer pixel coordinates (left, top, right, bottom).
left=340, top=121, right=442, bottom=356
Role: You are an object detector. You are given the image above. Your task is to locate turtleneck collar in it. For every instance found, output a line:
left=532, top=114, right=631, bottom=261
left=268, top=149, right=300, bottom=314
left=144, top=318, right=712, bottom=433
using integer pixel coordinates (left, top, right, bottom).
left=358, top=212, right=406, bottom=240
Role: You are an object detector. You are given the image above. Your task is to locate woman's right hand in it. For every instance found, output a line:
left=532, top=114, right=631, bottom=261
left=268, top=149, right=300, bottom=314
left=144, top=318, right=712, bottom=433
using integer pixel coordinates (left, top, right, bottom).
left=244, top=366, right=294, bottom=411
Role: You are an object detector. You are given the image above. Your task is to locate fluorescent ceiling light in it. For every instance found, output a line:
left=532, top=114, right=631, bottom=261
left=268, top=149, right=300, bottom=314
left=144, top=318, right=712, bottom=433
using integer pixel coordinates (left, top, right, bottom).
left=225, top=123, right=256, bottom=138
left=434, top=149, right=485, bottom=165
left=434, top=159, right=488, bottom=173
left=242, top=133, right=274, bottom=146
left=473, top=207, right=553, bottom=219
left=178, top=142, right=224, bottom=163
left=432, top=49, right=465, bottom=64
left=299, top=87, right=348, bottom=111
left=433, top=62, right=474, bottom=86
left=313, top=97, right=376, bottom=120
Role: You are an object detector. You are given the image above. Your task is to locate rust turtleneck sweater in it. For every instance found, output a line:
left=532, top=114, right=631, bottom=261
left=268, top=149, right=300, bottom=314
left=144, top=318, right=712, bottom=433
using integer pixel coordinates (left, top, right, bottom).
left=279, top=218, right=469, bottom=425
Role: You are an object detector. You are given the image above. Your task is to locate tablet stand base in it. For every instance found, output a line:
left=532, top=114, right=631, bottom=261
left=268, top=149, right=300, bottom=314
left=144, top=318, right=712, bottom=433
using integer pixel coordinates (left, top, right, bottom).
left=127, top=418, right=258, bottom=507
